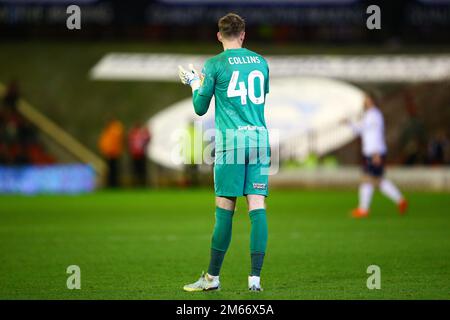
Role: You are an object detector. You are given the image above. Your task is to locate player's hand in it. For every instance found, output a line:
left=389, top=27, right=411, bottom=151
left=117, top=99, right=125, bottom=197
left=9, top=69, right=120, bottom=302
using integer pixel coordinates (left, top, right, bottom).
left=372, top=154, right=382, bottom=166
left=340, top=118, right=351, bottom=126
left=178, top=64, right=201, bottom=92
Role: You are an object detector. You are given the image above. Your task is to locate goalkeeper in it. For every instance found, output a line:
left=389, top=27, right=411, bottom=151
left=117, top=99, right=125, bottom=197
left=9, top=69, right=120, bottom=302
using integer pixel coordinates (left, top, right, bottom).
left=178, top=13, right=270, bottom=292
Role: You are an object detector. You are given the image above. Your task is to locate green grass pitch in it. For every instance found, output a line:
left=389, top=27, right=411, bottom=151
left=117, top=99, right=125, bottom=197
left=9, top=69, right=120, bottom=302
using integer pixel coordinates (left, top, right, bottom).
left=0, top=189, right=449, bottom=300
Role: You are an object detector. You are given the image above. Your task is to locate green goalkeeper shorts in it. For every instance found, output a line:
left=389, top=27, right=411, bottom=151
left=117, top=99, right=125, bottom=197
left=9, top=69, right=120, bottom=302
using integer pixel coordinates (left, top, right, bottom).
left=214, top=147, right=270, bottom=197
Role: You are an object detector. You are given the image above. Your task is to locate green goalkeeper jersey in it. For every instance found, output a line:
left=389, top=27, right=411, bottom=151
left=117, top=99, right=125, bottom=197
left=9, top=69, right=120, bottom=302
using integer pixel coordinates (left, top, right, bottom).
left=193, top=48, right=270, bottom=152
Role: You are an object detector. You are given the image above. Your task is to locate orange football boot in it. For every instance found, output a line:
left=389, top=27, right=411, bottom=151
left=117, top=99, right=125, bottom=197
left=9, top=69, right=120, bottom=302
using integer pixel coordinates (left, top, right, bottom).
left=398, top=199, right=408, bottom=215
left=351, top=208, right=369, bottom=218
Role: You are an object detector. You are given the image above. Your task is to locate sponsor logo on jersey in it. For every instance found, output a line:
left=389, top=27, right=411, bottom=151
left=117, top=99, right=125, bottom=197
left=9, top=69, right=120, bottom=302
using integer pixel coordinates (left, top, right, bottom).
left=200, top=73, right=205, bottom=87
left=238, top=125, right=267, bottom=131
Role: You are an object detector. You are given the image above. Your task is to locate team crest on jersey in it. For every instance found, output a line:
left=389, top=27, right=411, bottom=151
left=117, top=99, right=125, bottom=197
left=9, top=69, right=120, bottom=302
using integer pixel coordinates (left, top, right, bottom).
left=253, top=183, right=267, bottom=190
left=200, top=72, right=205, bottom=86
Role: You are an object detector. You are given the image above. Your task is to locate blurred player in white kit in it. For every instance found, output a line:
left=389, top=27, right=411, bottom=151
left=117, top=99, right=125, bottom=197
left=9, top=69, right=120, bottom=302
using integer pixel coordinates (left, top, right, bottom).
left=346, top=92, right=408, bottom=218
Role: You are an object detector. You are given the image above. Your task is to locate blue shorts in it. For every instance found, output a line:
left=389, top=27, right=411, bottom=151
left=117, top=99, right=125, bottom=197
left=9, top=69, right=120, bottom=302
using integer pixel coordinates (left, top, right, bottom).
left=363, top=154, right=386, bottom=177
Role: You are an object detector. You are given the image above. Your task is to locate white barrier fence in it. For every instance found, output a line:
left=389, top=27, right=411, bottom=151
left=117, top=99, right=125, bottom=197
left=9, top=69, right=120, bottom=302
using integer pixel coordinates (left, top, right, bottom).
left=91, top=53, right=450, bottom=83
left=279, top=117, right=361, bottom=161
left=271, top=167, right=450, bottom=191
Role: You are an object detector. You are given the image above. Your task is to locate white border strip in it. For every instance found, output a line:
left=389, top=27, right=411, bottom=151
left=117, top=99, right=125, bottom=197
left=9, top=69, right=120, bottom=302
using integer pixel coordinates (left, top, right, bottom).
left=90, top=53, right=450, bottom=83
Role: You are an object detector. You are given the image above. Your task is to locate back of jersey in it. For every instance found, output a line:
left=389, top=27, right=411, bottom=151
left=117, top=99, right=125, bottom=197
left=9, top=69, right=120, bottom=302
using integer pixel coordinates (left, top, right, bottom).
left=198, top=48, right=270, bottom=151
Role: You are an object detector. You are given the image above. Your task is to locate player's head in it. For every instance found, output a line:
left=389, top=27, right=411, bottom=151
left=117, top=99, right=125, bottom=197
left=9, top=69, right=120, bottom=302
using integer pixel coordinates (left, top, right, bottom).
left=217, top=13, right=246, bottom=46
left=364, top=91, right=378, bottom=110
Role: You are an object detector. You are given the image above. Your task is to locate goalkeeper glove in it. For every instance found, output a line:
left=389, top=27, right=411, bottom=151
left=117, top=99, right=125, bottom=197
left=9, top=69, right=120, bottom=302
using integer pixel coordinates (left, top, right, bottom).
left=178, top=64, right=201, bottom=92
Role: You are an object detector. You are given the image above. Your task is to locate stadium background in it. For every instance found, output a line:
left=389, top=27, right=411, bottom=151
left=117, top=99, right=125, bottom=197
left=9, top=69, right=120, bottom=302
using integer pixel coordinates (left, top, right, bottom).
left=0, top=0, right=449, bottom=299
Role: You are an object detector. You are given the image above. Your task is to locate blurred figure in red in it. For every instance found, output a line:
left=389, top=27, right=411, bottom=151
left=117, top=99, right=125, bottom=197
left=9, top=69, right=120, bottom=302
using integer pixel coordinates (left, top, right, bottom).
left=98, top=117, right=124, bottom=188
left=128, top=122, right=151, bottom=187
left=1, top=79, right=54, bottom=165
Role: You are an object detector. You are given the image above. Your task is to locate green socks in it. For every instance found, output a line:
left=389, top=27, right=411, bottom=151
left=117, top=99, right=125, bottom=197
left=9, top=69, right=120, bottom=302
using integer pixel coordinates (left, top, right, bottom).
left=249, top=208, right=268, bottom=276
left=208, top=207, right=234, bottom=276
left=207, top=207, right=268, bottom=277
left=251, top=253, right=265, bottom=277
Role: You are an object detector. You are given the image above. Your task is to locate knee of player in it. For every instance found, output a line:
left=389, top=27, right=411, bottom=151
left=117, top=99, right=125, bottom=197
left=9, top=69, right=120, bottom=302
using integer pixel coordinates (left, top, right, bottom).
left=372, top=177, right=382, bottom=187
left=247, top=195, right=266, bottom=211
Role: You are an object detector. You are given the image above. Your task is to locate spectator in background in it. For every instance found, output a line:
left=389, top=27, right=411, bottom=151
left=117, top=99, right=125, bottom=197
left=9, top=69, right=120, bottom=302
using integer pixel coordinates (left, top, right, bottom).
left=2, top=102, right=29, bottom=164
left=399, top=92, right=427, bottom=165
left=1, top=79, right=54, bottom=165
left=428, top=129, right=450, bottom=165
left=1, top=80, right=21, bottom=163
left=128, top=122, right=151, bottom=187
left=2, top=80, right=20, bottom=112
left=98, top=117, right=124, bottom=188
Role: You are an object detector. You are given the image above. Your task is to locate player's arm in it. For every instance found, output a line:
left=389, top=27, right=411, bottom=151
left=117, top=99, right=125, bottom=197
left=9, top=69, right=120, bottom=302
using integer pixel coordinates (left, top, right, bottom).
left=368, top=114, right=384, bottom=164
left=341, top=118, right=362, bottom=135
left=349, top=121, right=363, bottom=135
left=192, top=90, right=211, bottom=116
left=178, top=61, right=215, bottom=116
left=372, top=153, right=382, bottom=165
